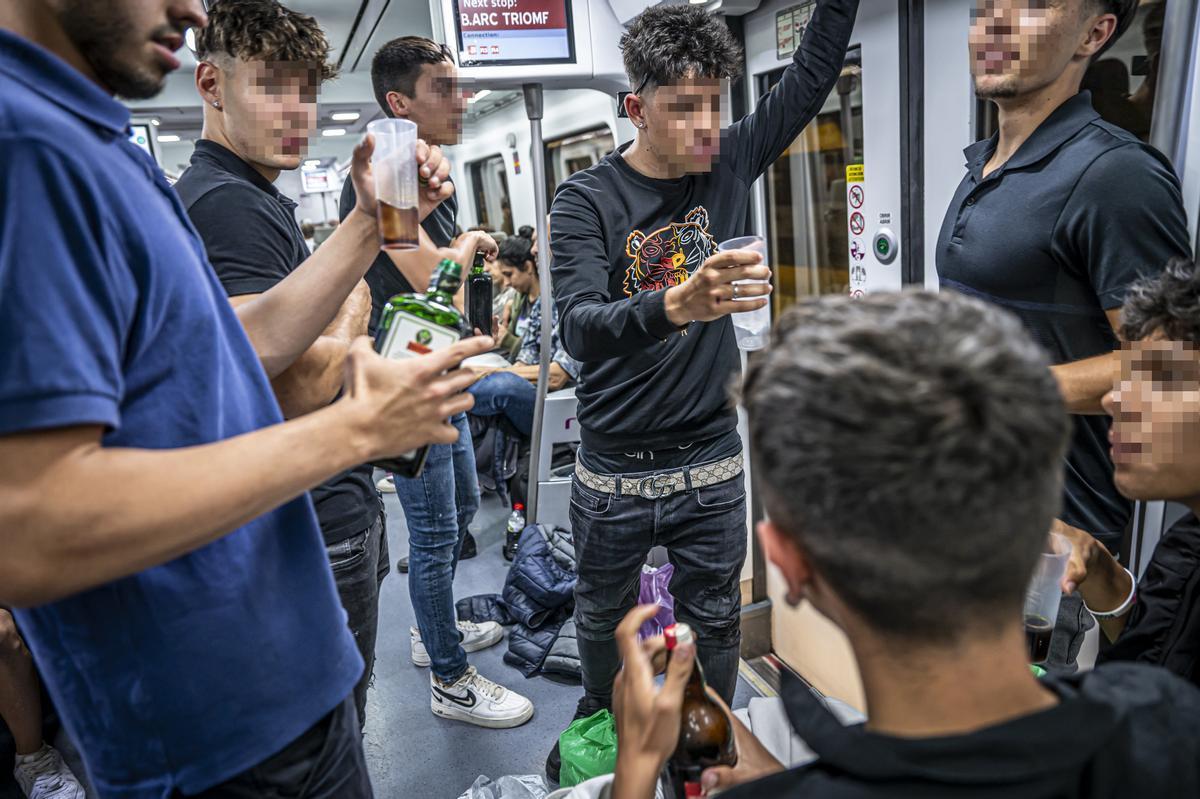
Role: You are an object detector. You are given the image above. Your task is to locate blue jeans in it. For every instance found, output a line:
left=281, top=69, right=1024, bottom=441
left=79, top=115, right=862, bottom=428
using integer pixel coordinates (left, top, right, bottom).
left=467, top=371, right=536, bottom=436
left=571, top=459, right=747, bottom=709
left=393, top=413, right=480, bottom=683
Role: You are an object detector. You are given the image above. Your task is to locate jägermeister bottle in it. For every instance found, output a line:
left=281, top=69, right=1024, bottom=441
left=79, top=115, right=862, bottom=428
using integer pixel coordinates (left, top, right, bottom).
left=372, top=258, right=464, bottom=478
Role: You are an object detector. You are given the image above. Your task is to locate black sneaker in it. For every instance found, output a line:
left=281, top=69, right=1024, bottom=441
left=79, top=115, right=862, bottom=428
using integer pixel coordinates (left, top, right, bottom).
left=459, top=531, right=478, bottom=560
left=397, top=555, right=409, bottom=573
left=546, top=697, right=607, bottom=784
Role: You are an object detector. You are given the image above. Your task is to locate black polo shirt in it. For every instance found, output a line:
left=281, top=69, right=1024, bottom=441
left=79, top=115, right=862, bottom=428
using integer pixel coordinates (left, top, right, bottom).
left=937, top=92, right=1190, bottom=549
left=338, top=176, right=458, bottom=336
left=724, top=663, right=1200, bottom=798
left=175, top=140, right=380, bottom=547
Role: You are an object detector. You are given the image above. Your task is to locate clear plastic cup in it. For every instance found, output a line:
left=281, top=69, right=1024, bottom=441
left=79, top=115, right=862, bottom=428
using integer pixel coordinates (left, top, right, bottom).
left=716, top=235, right=771, bottom=351
left=367, top=118, right=419, bottom=250
left=1023, top=532, right=1073, bottom=664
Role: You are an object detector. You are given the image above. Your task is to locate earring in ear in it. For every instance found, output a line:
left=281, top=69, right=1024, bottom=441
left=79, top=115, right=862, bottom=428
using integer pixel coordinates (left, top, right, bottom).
left=212, top=100, right=221, bottom=109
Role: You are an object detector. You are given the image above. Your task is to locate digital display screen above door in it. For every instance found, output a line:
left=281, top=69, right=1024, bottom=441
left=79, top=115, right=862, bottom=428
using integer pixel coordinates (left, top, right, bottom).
left=454, top=0, right=575, bottom=67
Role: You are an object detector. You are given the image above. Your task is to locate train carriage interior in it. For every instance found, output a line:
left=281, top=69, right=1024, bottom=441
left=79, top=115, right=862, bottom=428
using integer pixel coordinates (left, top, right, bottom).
left=3, top=0, right=1200, bottom=797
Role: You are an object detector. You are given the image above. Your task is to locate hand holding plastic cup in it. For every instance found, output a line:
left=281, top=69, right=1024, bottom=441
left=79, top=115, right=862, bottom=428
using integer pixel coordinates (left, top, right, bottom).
left=716, top=235, right=771, bottom=351
left=1023, top=532, right=1073, bottom=664
left=367, top=118, right=419, bottom=250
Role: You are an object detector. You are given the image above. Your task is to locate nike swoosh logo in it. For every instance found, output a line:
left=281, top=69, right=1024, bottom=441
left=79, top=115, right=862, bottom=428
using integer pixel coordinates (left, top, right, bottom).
left=433, top=685, right=478, bottom=709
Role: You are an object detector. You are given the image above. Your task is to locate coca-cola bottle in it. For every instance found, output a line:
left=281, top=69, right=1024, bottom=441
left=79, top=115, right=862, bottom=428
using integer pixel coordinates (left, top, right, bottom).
left=664, top=623, right=737, bottom=798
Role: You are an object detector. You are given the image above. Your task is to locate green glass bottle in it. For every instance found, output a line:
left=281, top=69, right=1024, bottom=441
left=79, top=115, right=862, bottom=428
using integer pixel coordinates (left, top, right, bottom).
left=372, top=258, right=464, bottom=478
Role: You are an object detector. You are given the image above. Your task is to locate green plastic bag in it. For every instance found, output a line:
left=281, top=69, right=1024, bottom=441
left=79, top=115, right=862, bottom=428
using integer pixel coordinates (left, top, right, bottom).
left=558, top=709, right=618, bottom=787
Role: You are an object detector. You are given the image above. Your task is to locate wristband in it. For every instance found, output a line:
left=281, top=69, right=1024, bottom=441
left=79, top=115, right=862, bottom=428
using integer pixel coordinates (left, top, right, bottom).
left=1084, top=567, right=1137, bottom=618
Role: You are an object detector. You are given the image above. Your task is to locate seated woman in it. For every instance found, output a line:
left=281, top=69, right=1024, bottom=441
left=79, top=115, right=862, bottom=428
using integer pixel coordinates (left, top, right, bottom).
left=470, top=235, right=578, bottom=437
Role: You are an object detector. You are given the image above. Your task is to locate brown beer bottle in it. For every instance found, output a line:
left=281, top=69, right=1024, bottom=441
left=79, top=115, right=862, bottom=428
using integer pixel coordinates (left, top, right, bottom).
left=664, top=623, right=737, bottom=798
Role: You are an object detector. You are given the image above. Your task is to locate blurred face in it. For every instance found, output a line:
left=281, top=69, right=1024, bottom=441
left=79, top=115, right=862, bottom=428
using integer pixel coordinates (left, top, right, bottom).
left=635, top=76, right=723, bottom=174
left=53, top=0, right=205, bottom=99
left=487, top=257, right=508, bottom=288
left=1103, top=337, right=1200, bottom=503
left=969, top=0, right=1101, bottom=100
left=210, top=58, right=321, bottom=171
left=500, top=260, right=537, bottom=295
left=400, top=61, right=467, bottom=146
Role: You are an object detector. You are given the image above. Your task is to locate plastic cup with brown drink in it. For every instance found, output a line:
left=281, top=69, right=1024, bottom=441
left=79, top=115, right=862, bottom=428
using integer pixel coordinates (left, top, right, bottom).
left=1023, top=532, right=1072, bottom=665
left=367, top=118, right=419, bottom=250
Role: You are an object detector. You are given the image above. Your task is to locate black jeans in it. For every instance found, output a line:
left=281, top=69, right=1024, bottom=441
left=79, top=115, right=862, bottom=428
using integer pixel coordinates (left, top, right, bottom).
left=571, top=468, right=747, bottom=709
left=176, top=695, right=372, bottom=798
left=327, top=513, right=390, bottom=727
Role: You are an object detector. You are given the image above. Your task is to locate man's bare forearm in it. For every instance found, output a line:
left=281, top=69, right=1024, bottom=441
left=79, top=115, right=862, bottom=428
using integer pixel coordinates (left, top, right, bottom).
left=236, top=210, right=378, bottom=377
left=0, top=405, right=370, bottom=608
left=1052, top=351, right=1118, bottom=414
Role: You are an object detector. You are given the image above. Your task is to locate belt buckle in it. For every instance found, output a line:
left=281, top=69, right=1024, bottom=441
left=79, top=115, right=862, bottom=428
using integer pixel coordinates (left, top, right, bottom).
left=638, top=474, right=675, bottom=500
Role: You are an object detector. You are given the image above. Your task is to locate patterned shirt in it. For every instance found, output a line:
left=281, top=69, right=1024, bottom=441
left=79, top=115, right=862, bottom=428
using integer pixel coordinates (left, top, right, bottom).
left=517, top=295, right=579, bottom=381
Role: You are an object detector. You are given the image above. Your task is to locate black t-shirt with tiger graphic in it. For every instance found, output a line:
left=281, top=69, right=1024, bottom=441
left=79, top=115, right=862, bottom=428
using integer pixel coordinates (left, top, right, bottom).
left=549, top=0, right=858, bottom=454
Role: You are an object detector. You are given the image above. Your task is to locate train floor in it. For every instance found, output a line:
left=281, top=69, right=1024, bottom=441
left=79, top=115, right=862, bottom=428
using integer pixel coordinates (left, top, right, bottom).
left=0, top=480, right=759, bottom=799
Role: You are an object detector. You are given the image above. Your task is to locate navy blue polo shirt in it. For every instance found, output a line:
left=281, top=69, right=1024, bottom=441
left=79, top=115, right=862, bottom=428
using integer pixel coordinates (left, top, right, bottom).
left=0, top=30, right=361, bottom=799
left=937, top=92, right=1190, bottom=549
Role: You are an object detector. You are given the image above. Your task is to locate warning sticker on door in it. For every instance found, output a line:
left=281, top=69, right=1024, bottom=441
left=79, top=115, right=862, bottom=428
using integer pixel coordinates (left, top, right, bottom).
left=848, top=185, right=864, bottom=208
left=846, top=164, right=865, bottom=183
left=849, top=212, right=865, bottom=236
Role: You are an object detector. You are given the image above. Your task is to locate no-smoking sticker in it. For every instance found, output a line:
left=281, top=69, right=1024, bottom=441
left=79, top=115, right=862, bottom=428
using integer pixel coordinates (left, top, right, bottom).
left=848, top=185, right=864, bottom=209
left=849, top=212, right=865, bottom=236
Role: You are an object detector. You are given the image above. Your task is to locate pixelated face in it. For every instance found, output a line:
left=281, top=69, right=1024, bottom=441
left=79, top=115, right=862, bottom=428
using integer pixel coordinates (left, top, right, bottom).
left=643, top=77, right=723, bottom=173
left=1103, top=338, right=1200, bottom=502
left=55, top=0, right=205, bottom=99
left=486, top=258, right=508, bottom=288
left=405, top=62, right=467, bottom=146
left=219, top=59, right=321, bottom=171
left=969, top=0, right=1090, bottom=99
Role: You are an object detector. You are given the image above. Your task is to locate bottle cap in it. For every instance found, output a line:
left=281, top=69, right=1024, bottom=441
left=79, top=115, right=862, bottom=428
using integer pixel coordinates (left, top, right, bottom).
left=513, top=503, right=525, bottom=511
left=664, top=623, right=694, bottom=650
left=684, top=783, right=703, bottom=798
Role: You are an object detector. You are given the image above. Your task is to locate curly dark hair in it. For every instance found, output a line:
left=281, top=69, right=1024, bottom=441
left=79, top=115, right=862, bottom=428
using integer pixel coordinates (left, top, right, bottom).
left=619, top=5, right=743, bottom=92
left=1121, top=258, right=1200, bottom=344
left=195, top=0, right=335, bottom=81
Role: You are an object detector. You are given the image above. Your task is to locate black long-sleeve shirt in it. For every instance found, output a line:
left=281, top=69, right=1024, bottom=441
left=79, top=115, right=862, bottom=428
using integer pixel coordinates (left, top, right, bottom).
left=550, top=0, right=859, bottom=453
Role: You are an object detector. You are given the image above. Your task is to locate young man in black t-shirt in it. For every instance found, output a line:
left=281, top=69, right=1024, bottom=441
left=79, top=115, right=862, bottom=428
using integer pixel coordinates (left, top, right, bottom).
left=1051, top=259, right=1200, bottom=686
left=547, top=0, right=859, bottom=779
left=610, top=291, right=1200, bottom=799
left=339, top=36, right=532, bottom=729
left=938, top=0, right=1190, bottom=551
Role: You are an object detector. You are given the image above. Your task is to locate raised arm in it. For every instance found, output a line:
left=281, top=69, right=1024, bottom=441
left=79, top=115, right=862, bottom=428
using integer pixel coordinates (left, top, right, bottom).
left=236, top=137, right=453, bottom=377
left=724, top=0, right=860, bottom=183
left=230, top=280, right=372, bottom=419
left=0, top=336, right=493, bottom=608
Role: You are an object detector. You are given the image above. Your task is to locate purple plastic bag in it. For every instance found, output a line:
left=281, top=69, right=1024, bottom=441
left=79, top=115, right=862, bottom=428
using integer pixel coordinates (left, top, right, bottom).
left=638, top=563, right=676, bottom=641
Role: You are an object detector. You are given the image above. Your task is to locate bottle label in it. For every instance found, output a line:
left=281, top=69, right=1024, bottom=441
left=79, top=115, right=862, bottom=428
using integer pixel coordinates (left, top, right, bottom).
left=378, top=311, right=459, bottom=361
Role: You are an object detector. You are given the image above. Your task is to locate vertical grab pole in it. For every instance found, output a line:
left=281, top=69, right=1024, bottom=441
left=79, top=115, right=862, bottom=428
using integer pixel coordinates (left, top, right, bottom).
left=524, top=82, right=552, bottom=524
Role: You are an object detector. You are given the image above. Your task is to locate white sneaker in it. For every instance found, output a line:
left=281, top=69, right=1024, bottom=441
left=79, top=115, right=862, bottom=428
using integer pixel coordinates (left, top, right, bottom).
left=376, top=475, right=396, bottom=493
left=13, top=744, right=85, bottom=799
left=411, top=620, right=503, bottom=666
left=430, top=666, right=534, bottom=728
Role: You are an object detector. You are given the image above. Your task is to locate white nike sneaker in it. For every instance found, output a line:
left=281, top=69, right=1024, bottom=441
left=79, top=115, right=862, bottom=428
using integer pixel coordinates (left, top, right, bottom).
left=376, top=475, right=396, bottom=494
left=13, top=744, right=85, bottom=799
left=411, top=620, right=503, bottom=667
left=430, top=666, right=534, bottom=728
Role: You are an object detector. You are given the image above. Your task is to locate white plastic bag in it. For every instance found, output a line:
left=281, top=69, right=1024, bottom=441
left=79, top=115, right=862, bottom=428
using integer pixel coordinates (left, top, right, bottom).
left=458, top=774, right=550, bottom=799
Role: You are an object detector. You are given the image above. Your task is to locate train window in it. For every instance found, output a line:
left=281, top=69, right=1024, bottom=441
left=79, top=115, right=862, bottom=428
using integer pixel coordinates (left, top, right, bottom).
left=543, top=126, right=616, bottom=205
left=976, top=0, right=1167, bottom=142
left=761, top=47, right=863, bottom=313
left=468, top=154, right=514, bottom=234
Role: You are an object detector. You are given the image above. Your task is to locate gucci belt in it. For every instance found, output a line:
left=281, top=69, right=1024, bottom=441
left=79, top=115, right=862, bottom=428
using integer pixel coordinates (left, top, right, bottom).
left=574, top=454, right=743, bottom=501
